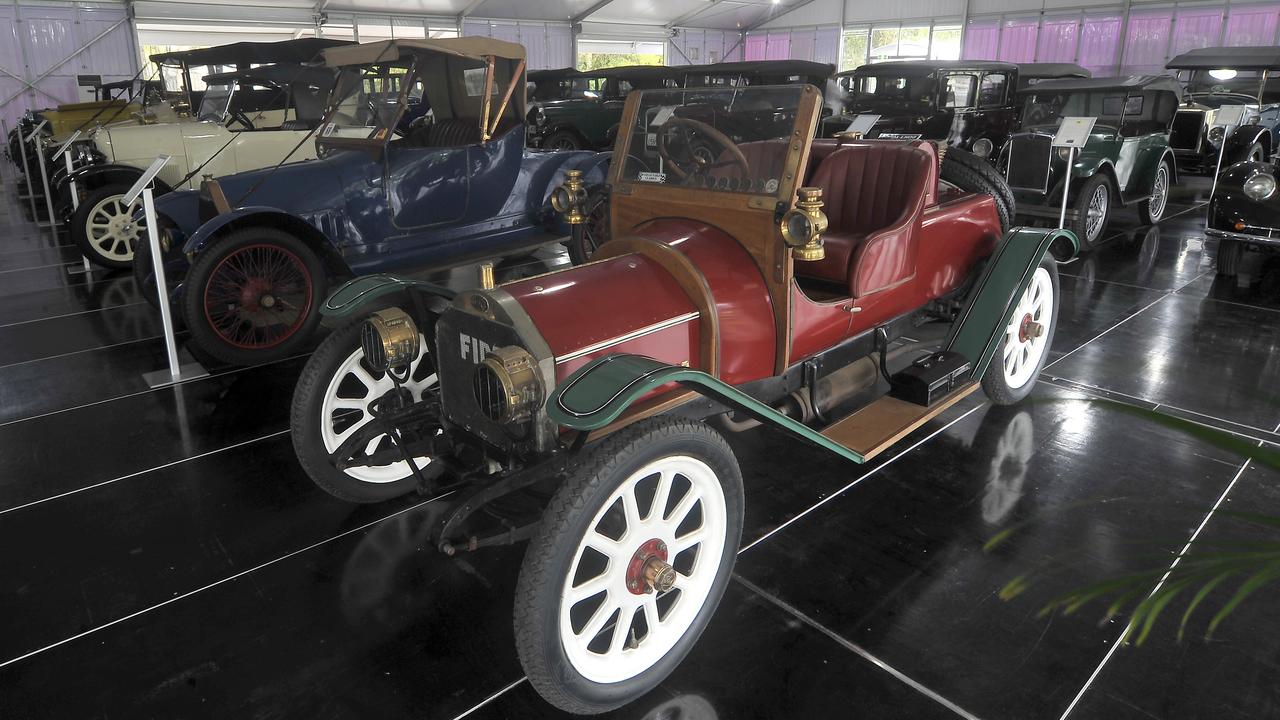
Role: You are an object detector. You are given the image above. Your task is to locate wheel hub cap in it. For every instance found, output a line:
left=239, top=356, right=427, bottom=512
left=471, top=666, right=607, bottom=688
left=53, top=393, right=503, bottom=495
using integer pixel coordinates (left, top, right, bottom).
left=626, top=539, right=673, bottom=595
left=1018, top=313, right=1044, bottom=343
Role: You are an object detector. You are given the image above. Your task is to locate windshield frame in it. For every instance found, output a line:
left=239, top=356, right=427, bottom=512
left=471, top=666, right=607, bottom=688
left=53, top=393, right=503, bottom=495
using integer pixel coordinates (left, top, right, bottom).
left=608, top=83, right=823, bottom=208
left=196, top=81, right=236, bottom=123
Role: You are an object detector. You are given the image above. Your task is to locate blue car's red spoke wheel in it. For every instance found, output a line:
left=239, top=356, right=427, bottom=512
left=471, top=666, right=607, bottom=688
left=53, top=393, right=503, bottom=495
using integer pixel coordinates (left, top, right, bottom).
left=203, top=243, right=314, bottom=350
left=181, top=228, right=328, bottom=367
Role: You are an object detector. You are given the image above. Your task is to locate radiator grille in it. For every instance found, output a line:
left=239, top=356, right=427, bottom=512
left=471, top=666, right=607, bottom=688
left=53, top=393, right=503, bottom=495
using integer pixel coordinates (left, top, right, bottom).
left=1006, top=134, right=1052, bottom=193
left=1169, top=110, right=1203, bottom=151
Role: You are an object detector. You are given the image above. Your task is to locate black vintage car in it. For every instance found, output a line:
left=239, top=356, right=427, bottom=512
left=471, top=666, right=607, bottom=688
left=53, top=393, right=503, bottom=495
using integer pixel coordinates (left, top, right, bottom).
left=1166, top=46, right=1280, bottom=173
left=525, top=66, right=676, bottom=151
left=1206, top=159, right=1280, bottom=275
left=819, top=60, right=1031, bottom=160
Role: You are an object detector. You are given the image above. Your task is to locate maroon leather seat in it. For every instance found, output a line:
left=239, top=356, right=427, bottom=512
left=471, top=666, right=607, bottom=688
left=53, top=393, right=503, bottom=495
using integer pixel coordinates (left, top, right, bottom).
left=799, top=143, right=932, bottom=297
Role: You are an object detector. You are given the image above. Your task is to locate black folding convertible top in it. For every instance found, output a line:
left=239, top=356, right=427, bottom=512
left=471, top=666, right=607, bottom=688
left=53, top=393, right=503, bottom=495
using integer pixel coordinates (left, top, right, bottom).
left=1017, top=74, right=1182, bottom=96
left=529, top=65, right=676, bottom=82
left=1017, top=63, right=1091, bottom=80
left=1166, top=46, right=1280, bottom=70
left=202, top=64, right=337, bottom=87
left=150, top=38, right=352, bottom=68
left=682, top=60, right=834, bottom=79
left=840, top=59, right=1017, bottom=77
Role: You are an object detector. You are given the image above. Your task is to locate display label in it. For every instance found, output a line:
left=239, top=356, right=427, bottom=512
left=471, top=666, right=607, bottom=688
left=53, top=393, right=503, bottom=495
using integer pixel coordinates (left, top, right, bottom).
left=1214, top=104, right=1248, bottom=127
left=637, top=171, right=667, bottom=184
left=1052, top=117, right=1096, bottom=148
left=879, top=133, right=922, bottom=140
left=844, top=113, right=880, bottom=136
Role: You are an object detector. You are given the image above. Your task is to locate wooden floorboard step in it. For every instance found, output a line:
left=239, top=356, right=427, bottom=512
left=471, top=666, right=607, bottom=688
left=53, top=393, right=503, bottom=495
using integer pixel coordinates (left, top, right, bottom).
left=820, top=382, right=979, bottom=461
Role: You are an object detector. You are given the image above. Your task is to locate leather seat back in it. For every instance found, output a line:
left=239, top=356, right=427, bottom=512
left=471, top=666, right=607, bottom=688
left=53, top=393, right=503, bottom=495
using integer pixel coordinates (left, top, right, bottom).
left=425, top=119, right=482, bottom=147
left=805, top=143, right=932, bottom=297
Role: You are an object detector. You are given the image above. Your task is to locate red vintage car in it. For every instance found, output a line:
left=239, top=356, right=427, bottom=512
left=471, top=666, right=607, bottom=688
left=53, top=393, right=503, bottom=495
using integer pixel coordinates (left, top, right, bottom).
left=288, top=83, right=1076, bottom=713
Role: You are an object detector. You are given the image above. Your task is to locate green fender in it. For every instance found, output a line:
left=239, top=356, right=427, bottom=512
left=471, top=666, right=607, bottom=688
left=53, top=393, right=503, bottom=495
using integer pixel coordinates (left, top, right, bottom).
left=321, top=274, right=456, bottom=318
left=547, top=354, right=866, bottom=463
left=944, top=225, right=1078, bottom=377
left=546, top=226, right=1077, bottom=461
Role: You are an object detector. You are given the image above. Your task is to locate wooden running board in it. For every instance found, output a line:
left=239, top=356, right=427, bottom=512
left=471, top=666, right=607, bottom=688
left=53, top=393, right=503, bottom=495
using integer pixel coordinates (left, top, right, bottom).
left=820, top=383, right=979, bottom=461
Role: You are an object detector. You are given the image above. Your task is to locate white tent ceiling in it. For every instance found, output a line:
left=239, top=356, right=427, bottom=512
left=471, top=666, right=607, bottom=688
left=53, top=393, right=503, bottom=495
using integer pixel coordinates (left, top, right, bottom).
left=132, top=0, right=820, bottom=31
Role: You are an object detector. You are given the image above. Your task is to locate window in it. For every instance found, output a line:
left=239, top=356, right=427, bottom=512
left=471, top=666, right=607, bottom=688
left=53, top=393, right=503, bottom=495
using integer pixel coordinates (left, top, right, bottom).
left=1124, top=95, right=1144, bottom=115
left=840, top=29, right=869, bottom=71
left=944, top=74, right=976, bottom=108
left=979, top=73, right=1007, bottom=107
left=931, top=26, right=962, bottom=60
left=1101, top=94, right=1126, bottom=117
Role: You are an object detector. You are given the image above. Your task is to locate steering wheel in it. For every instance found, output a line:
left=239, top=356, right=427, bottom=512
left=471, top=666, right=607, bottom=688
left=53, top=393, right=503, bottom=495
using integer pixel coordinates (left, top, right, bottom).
left=656, top=117, right=749, bottom=182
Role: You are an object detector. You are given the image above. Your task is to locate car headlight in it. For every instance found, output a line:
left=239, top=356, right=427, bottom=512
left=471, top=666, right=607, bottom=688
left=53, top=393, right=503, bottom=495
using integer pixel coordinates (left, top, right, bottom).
left=531, top=107, right=546, bottom=126
left=972, top=138, right=994, bottom=158
left=1057, top=147, right=1075, bottom=161
left=361, top=308, right=420, bottom=372
left=1243, top=172, right=1277, bottom=201
left=1208, top=125, right=1225, bottom=147
left=475, top=346, right=543, bottom=423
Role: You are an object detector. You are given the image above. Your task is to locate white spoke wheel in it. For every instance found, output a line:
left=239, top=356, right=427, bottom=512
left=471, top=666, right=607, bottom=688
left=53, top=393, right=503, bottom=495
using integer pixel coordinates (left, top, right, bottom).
left=71, top=184, right=144, bottom=270
left=516, top=418, right=743, bottom=715
left=291, top=316, right=438, bottom=503
left=981, top=255, right=1059, bottom=406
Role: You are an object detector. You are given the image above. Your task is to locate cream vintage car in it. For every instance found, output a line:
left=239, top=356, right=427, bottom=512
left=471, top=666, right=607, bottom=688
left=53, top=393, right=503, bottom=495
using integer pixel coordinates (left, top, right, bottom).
left=57, top=62, right=346, bottom=269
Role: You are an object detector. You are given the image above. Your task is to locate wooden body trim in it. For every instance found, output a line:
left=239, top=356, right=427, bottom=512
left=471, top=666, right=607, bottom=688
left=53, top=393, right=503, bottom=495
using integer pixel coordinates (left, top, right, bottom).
left=596, top=235, right=720, bottom=376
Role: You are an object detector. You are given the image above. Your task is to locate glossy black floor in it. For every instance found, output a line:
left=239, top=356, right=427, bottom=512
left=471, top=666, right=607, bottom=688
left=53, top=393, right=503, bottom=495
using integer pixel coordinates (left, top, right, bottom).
left=2, top=165, right=1278, bottom=720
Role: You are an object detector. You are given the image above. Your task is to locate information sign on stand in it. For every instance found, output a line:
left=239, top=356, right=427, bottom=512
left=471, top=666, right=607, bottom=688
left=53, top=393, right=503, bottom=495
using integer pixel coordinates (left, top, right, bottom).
left=1052, top=117, right=1096, bottom=230
left=1210, top=105, right=1248, bottom=197
left=19, top=119, right=47, bottom=220
left=52, top=131, right=93, bottom=276
left=124, top=155, right=209, bottom=388
left=842, top=114, right=880, bottom=139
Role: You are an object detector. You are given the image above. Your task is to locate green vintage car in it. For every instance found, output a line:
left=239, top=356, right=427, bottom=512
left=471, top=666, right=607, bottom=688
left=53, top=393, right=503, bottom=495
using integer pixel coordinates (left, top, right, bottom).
left=526, top=66, right=676, bottom=150
left=1002, top=75, right=1181, bottom=247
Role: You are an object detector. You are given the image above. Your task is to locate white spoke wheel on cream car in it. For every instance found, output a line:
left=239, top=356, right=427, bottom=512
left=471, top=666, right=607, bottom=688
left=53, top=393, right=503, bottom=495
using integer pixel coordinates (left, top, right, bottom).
left=515, top=418, right=743, bottom=714
left=1069, top=175, right=1111, bottom=249
left=72, top=184, right=144, bottom=269
left=1138, top=160, right=1170, bottom=225
left=291, top=317, right=438, bottom=503
left=981, top=255, right=1059, bottom=405
left=181, top=227, right=327, bottom=367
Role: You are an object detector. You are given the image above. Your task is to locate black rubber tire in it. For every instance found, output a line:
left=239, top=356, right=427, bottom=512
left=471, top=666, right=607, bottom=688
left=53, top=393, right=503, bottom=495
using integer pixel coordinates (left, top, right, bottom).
left=981, top=254, right=1059, bottom=406
left=567, top=187, right=610, bottom=265
left=515, top=417, right=744, bottom=715
left=941, top=146, right=1015, bottom=233
left=1216, top=238, right=1243, bottom=277
left=545, top=130, right=584, bottom=151
left=1069, top=175, right=1111, bottom=249
left=1246, top=142, right=1265, bottom=164
left=132, top=234, right=161, bottom=309
left=71, top=183, right=141, bottom=269
left=291, top=318, right=430, bottom=503
left=1137, top=160, right=1171, bottom=225
left=180, top=227, right=327, bottom=367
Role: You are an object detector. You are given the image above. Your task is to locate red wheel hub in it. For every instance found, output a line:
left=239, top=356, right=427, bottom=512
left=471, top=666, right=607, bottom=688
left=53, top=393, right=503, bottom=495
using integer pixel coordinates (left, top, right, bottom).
left=1017, top=313, right=1035, bottom=343
left=625, top=539, right=669, bottom=595
left=202, top=243, right=314, bottom=350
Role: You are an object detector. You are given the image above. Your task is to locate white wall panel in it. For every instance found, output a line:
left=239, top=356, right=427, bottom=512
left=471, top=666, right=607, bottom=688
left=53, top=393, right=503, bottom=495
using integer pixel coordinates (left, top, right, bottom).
left=464, top=19, right=572, bottom=70
left=0, top=2, right=137, bottom=133
left=844, top=0, right=965, bottom=23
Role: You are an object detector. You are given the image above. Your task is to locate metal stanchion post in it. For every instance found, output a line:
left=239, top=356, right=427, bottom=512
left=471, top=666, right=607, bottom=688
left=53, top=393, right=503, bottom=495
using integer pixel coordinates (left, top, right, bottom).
left=35, top=135, right=59, bottom=231
left=53, top=131, right=93, bottom=275
left=1058, top=146, right=1076, bottom=230
left=124, top=155, right=209, bottom=388
left=19, top=119, right=47, bottom=220
left=1209, top=105, right=1247, bottom=200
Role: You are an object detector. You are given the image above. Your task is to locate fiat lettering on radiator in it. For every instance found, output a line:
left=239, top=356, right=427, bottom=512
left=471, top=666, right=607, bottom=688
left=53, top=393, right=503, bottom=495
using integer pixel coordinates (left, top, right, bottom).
left=459, top=332, right=494, bottom=364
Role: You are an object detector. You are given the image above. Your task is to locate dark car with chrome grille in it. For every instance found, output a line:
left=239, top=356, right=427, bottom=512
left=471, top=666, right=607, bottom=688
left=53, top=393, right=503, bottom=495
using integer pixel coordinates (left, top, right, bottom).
left=1166, top=46, right=1280, bottom=173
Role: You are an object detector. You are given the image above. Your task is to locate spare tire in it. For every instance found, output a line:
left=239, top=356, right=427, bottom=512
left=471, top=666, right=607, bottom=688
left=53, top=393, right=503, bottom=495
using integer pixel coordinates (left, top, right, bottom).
left=941, top=145, right=1015, bottom=233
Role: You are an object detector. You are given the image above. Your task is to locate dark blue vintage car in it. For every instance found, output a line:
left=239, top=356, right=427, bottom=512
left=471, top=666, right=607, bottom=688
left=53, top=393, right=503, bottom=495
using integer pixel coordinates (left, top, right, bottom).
left=142, top=37, right=608, bottom=366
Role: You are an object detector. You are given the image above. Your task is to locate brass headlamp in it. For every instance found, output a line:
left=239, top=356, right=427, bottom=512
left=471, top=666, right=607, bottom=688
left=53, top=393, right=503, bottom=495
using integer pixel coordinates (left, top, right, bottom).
left=361, top=307, right=420, bottom=372
left=551, top=169, right=588, bottom=224
left=779, top=186, right=828, bottom=261
left=476, top=346, right=543, bottom=423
